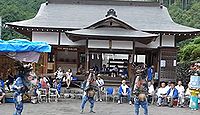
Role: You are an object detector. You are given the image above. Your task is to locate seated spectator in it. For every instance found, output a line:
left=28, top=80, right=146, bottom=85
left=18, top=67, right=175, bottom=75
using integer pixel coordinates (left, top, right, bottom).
left=147, top=81, right=155, bottom=104
left=92, top=64, right=99, bottom=74
left=156, top=82, right=167, bottom=106
left=111, top=65, right=118, bottom=77
left=184, top=83, right=191, bottom=107
left=0, top=87, right=5, bottom=104
left=0, top=78, right=5, bottom=89
left=54, top=67, right=63, bottom=80
left=121, top=68, right=128, bottom=79
left=117, top=80, right=132, bottom=105
left=53, top=79, right=62, bottom=96
left=77, top=64, right=85, bottom=75
left=165, top=81, right=171, bottom=92
left=166, top=82, right=179, bottom=107
left=101, top=64, right=109, bottom=74
left=175, top=80, right=185, bottom=107
left=65, top=69, right=73, bottom=89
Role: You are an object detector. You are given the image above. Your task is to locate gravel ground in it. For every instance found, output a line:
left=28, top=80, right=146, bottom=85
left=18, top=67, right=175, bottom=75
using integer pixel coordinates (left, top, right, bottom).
left=0, top=99, right=199, bottom=115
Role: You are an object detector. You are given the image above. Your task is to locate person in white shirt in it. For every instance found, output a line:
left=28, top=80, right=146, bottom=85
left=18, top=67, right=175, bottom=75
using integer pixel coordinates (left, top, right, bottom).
left=54, top=67, right=63, bottom=80
left=175, top=80, right=185, bottom=107
left=147, top=81, right=155, bottom=104
left=66, top=69, right=73, bottom=89
left=118, top=80, right=132, bottom=105
left=156, top=82, right=167, bottom=106
left=165, top=81, right=171, bottom=92
left=96, top=74, right=104, bottom=102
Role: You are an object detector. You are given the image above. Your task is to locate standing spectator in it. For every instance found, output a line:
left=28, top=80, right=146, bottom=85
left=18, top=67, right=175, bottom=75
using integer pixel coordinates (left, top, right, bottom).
left=147, top=65, right=154, bottom=82
left=96, top=74, right=104, bottom=102
left=166, top=82, right=179, bottom=107
left=66, top=69, right=72, bottom=89
left=117, top=80, right=132, bottom=105
left=80, top=71, right=98, bottom=113
left=133, top=78, right=149, bottom=115
left=156, top=82, right=167, bottom=106
left=175, top=80, right=185, bottom=107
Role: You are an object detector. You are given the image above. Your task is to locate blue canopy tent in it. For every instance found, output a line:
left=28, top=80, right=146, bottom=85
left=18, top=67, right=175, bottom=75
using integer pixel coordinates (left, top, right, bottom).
left=0, top=39, right=51, bottom=62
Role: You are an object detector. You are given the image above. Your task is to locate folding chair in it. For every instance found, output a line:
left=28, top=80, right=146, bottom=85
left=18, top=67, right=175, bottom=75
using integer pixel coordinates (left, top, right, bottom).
left=105, top=87, right=115, bottom=102
left=48, top=88, right=58, bottom=102
left=38, top=88, right=48, bottom=103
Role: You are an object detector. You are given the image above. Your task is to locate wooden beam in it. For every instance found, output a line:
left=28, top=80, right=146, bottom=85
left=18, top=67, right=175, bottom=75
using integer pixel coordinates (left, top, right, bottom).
left=85, top=39, right=89, bottom=71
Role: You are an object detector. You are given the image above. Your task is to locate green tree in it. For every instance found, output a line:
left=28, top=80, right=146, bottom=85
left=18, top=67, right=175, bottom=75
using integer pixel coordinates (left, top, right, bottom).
left=0, top=0, right=45, bottom=40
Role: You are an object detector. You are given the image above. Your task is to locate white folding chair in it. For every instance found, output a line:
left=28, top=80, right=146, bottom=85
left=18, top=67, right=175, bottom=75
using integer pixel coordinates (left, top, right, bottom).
left=48, top=88, right=58, bottom=102
left=38, top=88, right=48, bottom=103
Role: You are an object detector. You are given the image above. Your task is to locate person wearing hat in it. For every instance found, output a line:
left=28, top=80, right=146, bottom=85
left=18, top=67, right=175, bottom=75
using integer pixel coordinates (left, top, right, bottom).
left=12, top=63, right=34, bottom=115
left=95, top=74, right=104, bottom=102
left=66, top=68, right=73, bottom=89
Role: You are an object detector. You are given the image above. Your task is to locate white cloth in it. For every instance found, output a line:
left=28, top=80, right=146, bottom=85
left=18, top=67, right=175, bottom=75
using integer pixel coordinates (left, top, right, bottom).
left=157, top=87, right=167, bottom=97
left=175, top=85, right=185, bottom=96
left=96, top=79, right=104, bottom=87
left=54, top=71, right=63, bottom=79
left=121, top=84, right=129, bottom=94
left=165, top=85, right=171, bottom=92
left=169, top=89, right=174, bottom=97
left=66, top=72, right=72, bottom=80
left=83, top=82, right=90, bottom=96
left=148, top=85, right=154, bottom=95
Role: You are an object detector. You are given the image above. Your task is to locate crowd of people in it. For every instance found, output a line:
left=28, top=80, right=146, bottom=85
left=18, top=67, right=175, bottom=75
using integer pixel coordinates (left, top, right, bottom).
left=0, top=62, right=199, bottom=115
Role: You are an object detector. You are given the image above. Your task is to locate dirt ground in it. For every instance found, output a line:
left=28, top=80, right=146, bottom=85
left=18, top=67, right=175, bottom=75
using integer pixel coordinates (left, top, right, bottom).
left=0, top=99, right=199, bottom=115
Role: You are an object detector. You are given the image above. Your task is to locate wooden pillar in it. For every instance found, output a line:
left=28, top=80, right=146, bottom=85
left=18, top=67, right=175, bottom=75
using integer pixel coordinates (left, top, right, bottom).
left=129, top=40, right=135, bottom=89
left=159, top=33, right=163, bottom=47
left=109, top=39, right=112, bottom=50
left=158, top=33, right=163, bottom=85
left=132, top=40, right=135, bottom=63
left=58, top=32, right=61, bottom=46
left=43, top=53, right=48, bottom=74
left=85, top=39, right=89, bottom=71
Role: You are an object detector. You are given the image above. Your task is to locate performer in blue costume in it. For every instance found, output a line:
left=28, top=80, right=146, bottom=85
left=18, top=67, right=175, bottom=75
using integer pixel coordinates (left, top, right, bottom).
left=12, top=62, right=34, bottom=115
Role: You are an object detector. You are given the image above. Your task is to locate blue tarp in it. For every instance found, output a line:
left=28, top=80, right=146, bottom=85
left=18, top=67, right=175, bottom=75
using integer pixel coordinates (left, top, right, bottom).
left=0, top=39, right=51, bottom=52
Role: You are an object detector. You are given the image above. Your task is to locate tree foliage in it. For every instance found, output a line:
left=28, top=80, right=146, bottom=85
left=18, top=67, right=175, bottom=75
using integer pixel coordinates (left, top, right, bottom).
left=168, top=0, right=200, bottom=62
left=0, top=0, right=45, bottom=40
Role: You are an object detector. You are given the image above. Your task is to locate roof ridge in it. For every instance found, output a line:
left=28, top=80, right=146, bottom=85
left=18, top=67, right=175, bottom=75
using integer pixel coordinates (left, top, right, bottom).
left=48, top=0, right=160, bottom=7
